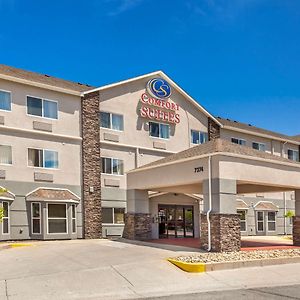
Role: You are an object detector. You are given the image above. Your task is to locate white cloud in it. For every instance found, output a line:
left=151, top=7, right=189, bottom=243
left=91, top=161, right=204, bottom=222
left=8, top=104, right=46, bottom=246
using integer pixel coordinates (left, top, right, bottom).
left=106, top=0, right=144, bottom=17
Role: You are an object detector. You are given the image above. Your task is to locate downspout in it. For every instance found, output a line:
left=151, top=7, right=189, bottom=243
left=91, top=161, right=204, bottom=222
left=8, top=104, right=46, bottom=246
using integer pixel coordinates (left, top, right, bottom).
left=284, top=191, right=287, bottom=235
left=207, top=155, right=212, bottom=252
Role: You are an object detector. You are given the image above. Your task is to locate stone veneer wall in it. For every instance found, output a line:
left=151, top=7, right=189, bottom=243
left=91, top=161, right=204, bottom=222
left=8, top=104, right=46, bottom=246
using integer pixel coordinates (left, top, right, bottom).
left=123, top=213, right=152, bottom=240
left=208, top=118, right=221, bottom=141
left=200, top=213, right=241, bottom=252
left=293, top=216, right=300, bottom=245
left=81, top=91, right=102, bottom=239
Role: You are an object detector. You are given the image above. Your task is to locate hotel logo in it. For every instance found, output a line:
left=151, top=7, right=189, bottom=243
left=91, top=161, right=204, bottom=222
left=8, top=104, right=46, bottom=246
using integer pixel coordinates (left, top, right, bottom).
left=146, top=78, right=172, bottom=99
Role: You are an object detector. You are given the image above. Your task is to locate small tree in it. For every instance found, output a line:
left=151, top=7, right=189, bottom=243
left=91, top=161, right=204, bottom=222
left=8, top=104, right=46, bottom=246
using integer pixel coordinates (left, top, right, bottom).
left=285, top=210, right=295, bottom=219
left=0, top=187, right=7, bottom=222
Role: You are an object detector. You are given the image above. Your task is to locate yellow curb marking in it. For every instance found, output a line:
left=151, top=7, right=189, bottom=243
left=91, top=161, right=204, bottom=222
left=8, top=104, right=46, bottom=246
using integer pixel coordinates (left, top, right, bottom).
left=9, top=243, right=33, bottom=248
left=168, top=258, right=206, bottom=273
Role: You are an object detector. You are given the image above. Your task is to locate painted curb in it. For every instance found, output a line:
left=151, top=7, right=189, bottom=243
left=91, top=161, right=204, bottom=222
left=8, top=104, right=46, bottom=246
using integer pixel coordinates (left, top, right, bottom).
left=9, top=243, right=33, bottom=248
left=168, top=256, right=300, bottom=273
left=167, top=259, right=206, bottom=273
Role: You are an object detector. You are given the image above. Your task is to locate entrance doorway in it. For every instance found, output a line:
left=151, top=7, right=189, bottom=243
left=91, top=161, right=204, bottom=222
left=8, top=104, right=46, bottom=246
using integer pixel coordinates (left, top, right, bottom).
left=158, top=205, right=194, bottom=238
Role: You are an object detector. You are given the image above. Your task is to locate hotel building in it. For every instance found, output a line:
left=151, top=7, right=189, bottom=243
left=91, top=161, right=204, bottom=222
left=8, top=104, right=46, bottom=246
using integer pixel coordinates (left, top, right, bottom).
left=0, top=64, right=300, bottom=251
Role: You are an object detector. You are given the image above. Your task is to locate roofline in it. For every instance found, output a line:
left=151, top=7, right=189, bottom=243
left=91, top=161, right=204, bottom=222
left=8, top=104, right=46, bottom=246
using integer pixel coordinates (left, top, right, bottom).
left=223, top=125, right=300, bottom=146
left=25, top=187, right=81, bottom=200
left=127, top=151, right=300, bottom=174
left=82, top=71, right=223, bottom=127
left=0, top=73, right=82, bottom=96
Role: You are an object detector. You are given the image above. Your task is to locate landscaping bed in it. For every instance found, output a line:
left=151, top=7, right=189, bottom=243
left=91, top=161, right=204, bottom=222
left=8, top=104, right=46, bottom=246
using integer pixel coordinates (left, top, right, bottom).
left=173, top=249, right=300, bottom=264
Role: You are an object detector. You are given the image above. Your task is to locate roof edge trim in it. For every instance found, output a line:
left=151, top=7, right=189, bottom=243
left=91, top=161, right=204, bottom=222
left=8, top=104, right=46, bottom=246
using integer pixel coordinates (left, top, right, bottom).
left=0, top=74, right=82, bottom=96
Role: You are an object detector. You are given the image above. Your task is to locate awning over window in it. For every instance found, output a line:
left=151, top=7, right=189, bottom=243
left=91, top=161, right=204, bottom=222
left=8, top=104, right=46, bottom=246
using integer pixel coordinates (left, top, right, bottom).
left=0, top=187, right=15, bottom=201
left=26, top=188, right=80, bottom=203
left=236, top=199, right=249, bottom=210
left=254, top=201, right=279, bottom=211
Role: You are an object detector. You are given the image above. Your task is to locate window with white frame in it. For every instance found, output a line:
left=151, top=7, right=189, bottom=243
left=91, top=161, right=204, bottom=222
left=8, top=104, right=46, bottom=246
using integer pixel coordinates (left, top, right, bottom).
left=31, top=202, right=41, bottom=234
left=101, top=157, right=124, bottom=175
left=100, top=111, right=124, bottom=131
left=288, top=149, right=299, bottom=162
left=149, top=122, right=170, bottom=139
left=191, top=130, right=208, bottom=145
left=267, top=211, right=276, bottom=231
left=231, top=138, right=246, bottom=146
left=252, top=142, right=266, bottom=152
left=47, top=204, right=67, bottom=234
left=28, top=148, right=58, bottom=169
left=71, top=204, right=76, bottom=233
left=0, top=90, right=11, bottom=111
left=2, top=201, right=9, bottom=234
left=257, top=211, right=264, bottom=232
left=27, top=96, right=58, bottom=119
left=102, top=207, right=125, bottom=224
left=0, top=145, right=12, bottom=165
left=237, top=210, right=247, bottom=232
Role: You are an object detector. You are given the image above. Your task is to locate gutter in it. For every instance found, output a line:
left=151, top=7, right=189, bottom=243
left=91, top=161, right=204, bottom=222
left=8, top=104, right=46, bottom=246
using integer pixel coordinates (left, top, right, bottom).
left=207, top=155, right=212, bottom=252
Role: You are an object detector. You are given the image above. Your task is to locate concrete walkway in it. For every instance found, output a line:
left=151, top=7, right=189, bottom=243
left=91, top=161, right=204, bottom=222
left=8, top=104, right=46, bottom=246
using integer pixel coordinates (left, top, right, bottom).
left=0, top=239, right=300, bottom=299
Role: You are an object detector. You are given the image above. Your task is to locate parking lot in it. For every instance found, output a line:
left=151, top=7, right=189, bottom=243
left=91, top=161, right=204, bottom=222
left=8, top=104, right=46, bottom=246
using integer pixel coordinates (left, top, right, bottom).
left=0, top=239, right=300, bottom=299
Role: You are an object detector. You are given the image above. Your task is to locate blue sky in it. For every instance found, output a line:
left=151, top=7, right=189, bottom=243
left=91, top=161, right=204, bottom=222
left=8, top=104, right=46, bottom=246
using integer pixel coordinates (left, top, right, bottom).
left=1, top=0, right=300, bottom=135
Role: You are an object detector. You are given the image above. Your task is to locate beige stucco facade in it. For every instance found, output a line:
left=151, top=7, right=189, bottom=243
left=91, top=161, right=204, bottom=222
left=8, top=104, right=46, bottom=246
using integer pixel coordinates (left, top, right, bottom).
left=0, top=77, right=83, bottom=240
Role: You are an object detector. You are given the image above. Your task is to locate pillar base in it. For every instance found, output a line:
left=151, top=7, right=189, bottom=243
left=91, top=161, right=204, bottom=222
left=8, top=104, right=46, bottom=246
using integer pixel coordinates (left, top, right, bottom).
left=123, top=213, right=152, bottom=240
left=293, top=216, right=300, bottom=246
left=200, top=213, right=241, bottom=252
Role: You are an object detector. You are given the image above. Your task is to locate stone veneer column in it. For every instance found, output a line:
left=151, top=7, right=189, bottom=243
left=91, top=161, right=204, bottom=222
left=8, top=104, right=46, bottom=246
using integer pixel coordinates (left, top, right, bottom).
left=208, top=117, right=221, bottom=141
left=123, top=189, right=152, bottom=240
left=293, top=190, right=300, bottom=245
left=200, top=214, right=240, bottom=252
left=81, top=91, right=102, bottom=239
left=200, top=178, right=240, bottom=252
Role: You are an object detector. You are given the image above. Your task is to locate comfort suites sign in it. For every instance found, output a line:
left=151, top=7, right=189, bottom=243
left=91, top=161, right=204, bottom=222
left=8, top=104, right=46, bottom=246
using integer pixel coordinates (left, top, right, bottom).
left=139, top=78, right=180, bottom=124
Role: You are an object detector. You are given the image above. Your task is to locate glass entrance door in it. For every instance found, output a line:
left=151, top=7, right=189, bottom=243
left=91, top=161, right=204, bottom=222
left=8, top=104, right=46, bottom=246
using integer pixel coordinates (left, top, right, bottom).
left=158, top=205, right=194, bottom=238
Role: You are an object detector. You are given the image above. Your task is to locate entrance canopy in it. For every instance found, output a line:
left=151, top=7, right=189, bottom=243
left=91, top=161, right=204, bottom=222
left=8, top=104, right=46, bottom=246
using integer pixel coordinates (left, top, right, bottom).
left=127, top=139, right=300, bottom=195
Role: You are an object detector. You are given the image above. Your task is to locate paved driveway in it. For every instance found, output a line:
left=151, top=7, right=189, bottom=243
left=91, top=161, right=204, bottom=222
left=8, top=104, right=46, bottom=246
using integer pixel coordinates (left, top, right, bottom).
left=0, top=239, right=300, bottom=299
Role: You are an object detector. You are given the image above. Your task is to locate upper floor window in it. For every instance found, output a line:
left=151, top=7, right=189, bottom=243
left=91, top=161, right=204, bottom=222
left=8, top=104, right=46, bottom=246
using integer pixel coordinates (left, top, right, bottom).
left=27, top=96, right=58, bottom=119
left=231, top=138, right=246, bottom=146
left=100, top=111, right=124, bottom=131
left=101, top=157, right=124, bottom=175
left=28, top=148, right=58, bottom=169
left=288, top=149, right=299, bottom=162
left=191, top=130, right=208, bottom=145
left=149, top=122, right=170, bottom=139
left=252, top=142, right=266, bottom=152
left=0, top=145, right=12, bottom=165
left=0, top=90, right=11, bottom=111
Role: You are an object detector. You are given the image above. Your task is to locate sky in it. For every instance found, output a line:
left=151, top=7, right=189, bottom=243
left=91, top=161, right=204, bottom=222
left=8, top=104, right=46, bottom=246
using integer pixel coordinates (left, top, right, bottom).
left=0, top=0, right=300, bottom=135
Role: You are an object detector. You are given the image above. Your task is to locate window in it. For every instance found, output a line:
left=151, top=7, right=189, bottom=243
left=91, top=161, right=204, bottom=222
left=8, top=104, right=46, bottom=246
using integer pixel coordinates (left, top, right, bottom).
left=31, top=203, right=41, bottom=234
left=102, top=207, right=125, bottom=224
left=288, top=149, right=299, bottom=162
left=267, top=211, right=276, bottom=231
left=231, top=138, right=246, bottom=146
left=100, top=112, right=124, bottom=131
left=2, top=202, right=9, bottom=234
left=0, top=90, right=11, bottom=111
left=237, top=210, right=247, bottom=232
left=191, top=130, right=208, bottom=145
left=149, top=122, right=170, bottom=139
left=257, top=211, right=264, bottom=232
left=28, top=148, right=58, bottom=169
left=0, top=145, right=12, bottom=165
left=101, top=157, right=124, bottom=175
left=47, top=204, right=67, bottom=234
left=71, top=204, right=76, bottom=233
left=27, top=96, right=58, bottom=119
left=252, top=142, right=266, bottom=152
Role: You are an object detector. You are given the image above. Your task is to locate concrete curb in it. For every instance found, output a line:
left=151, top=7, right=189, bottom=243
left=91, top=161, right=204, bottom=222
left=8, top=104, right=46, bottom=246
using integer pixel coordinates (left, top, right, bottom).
left=168, top=256, right=300, bottom=273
